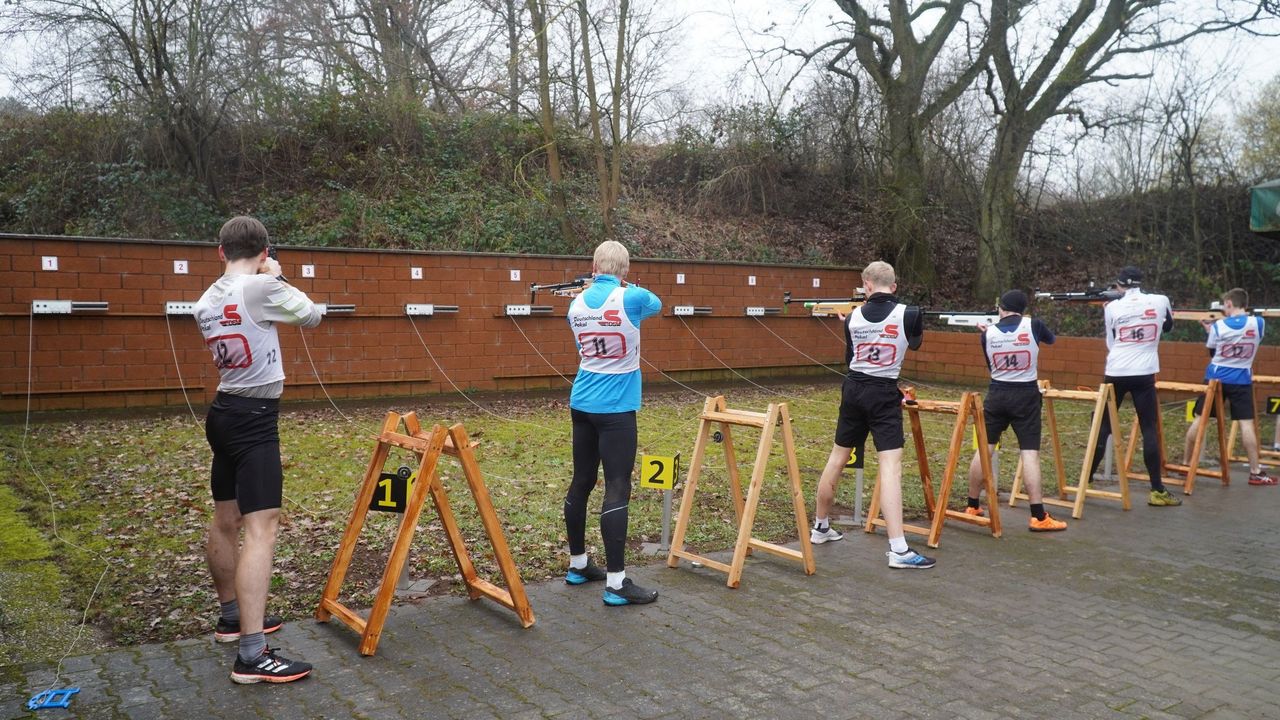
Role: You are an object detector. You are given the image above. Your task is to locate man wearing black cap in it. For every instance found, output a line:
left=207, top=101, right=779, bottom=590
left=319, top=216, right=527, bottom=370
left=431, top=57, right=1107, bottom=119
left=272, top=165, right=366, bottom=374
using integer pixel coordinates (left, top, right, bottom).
left=1085, top=266, right=1181, bottom=506
left=963, top=290, right=1067, bottom=530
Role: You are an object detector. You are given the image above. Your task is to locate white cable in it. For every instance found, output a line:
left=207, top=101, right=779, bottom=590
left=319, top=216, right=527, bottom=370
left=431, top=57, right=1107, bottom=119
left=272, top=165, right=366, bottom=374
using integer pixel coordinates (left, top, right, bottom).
left=508, top=316, right=575, bottom=386
left=749, top=316, right=846, bottom=379
left=163, top=313, right=201, bottom=423
left=297, top=326, right=356, bottom=424
left=22, top=305, right=113, bottom=694
left=407, top=315, right=560, bottom=434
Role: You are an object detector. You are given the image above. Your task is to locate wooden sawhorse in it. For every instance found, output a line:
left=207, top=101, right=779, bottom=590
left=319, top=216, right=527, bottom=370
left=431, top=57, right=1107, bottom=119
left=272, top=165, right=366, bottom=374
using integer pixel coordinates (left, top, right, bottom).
left=864, top=392, right=1000, bottom=548
left=667, top=396, right=815, bottom=588
left=1122, top=380, right=1227, bottom=495
left=316, top=412, right=534, bottom=656
left=1226, top=375, right=1280, bottom=468
left=1010, top=382, right=1129, bottom=518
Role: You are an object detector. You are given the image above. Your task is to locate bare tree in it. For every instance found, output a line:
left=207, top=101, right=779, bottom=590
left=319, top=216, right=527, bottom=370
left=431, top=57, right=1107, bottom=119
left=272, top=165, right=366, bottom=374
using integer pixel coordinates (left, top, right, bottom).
left=782, top=1, right=990, bottom=287
left=525, top=0, right=573, bottom=245
left=975, top=0, right=1274, bottom=299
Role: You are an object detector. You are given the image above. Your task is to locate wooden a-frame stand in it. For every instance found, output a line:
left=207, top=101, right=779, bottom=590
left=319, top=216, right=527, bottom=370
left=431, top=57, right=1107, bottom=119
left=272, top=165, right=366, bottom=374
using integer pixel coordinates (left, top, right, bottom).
left=1010, top=382, right=1129, bottom=518
left=316, top=412, right=534, bottom=656
left=1226, top=375, right=1280, bottom=468
left=666, top=396, right=815, bottom=588
left=1122, top=380, right=1227, bottom=495
left=864, top=392, right=1000, bottom=548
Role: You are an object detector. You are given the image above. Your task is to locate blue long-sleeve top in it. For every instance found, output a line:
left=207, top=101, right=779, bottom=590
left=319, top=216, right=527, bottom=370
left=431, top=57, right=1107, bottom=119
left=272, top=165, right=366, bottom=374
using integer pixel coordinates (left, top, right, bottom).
left=567, top=274, right=662, bottom=413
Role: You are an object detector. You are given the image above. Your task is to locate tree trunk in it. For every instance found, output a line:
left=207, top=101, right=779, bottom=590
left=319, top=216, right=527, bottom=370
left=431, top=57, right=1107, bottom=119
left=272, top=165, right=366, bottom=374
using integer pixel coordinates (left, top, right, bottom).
left=608, top=0, right=628, bottom=213
left=976, top=116, right=1031, bottom=301
left=882, top=90, right=934, bottom=288
left=525, top=0, right=574, bottom=246
left=577, top=0, right=612, bottom=238
left=505, top=0, right=520, bottom=116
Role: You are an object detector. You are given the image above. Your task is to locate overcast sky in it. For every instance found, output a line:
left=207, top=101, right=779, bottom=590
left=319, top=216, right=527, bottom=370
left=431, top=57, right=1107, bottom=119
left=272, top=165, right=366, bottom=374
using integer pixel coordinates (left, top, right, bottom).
left=2, top=0, right=1276, bottom=122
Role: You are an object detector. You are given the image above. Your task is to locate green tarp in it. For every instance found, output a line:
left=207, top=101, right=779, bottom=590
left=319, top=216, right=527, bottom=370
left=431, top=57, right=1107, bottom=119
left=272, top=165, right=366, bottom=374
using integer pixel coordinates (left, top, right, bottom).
left=1250, top=178, right=1280, bottom=234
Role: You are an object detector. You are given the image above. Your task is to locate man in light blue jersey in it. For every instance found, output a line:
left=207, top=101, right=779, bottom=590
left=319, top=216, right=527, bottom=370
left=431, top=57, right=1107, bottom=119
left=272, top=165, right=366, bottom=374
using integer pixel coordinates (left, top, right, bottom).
left=1183, top=288, right=1273, bottom=485
left=563, top=240, right=662, bottom=605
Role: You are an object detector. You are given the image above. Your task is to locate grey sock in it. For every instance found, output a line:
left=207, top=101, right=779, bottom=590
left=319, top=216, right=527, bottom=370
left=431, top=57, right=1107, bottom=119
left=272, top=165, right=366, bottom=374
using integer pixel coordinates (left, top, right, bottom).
left=238, top=631, right=266, bottom=664
left=219, top=599, right=240, bottom=624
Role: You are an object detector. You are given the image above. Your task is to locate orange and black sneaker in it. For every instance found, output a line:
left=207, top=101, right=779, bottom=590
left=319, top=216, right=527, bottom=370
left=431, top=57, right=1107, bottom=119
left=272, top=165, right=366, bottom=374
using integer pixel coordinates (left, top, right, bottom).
left=231, top=646, right=312, bottom=685
left=963, top=506, right=985, bottom=518
left=1028, top=513, right=1067, bottom=532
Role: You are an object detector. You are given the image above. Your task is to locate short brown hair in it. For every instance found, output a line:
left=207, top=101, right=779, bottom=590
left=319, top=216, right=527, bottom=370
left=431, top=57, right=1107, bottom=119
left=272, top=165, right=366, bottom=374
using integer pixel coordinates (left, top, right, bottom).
left=219, top=216, right=269, bottom=261
left=1223, top=288, right=1248, bottom=309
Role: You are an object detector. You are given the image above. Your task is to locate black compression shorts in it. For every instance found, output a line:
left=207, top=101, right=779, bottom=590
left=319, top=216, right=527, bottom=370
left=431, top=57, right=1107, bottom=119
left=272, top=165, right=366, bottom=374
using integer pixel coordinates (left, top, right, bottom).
left=205, top=393, right=283, bottom=514
left=1193, top=382, right=1255, bottom=421
left=983, top=384, right=1042, bottom=451
left=834, top=376, right=904, bottom=452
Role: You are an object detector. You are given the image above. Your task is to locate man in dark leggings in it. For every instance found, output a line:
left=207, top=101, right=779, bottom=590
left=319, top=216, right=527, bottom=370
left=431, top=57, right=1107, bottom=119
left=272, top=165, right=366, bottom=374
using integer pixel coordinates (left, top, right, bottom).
left=1087, top=266, right=1181, bottom=506
left=194, top=216, right=321, bottom=683
left=563, top=240, right=662, bottom=605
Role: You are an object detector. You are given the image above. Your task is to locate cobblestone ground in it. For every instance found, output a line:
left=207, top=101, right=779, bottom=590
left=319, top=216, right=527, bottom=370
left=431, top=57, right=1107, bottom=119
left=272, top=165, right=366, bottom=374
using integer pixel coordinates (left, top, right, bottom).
left=4, top=466, right=1279, bottom=719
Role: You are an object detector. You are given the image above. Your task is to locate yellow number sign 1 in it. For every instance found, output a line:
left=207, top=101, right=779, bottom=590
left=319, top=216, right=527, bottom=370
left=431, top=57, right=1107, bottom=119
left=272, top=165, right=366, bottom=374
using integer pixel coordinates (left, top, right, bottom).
left=640, top=454, right=678, bottom=490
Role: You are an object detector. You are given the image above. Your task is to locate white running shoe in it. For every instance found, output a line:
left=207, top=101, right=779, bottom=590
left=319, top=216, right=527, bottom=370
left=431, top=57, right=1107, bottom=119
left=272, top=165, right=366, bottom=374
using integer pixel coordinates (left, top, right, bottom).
left=810, top=526, right=844, bottom=544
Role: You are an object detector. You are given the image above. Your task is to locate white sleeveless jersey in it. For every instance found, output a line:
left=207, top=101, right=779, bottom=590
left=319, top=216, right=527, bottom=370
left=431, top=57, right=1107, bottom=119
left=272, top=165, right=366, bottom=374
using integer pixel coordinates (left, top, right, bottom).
left=847, top=303, right=909, bottom=378
left=194, top=275, right=285, bottom=389
left=984, top=316, right=1039, bottom=382
left=1207, top=315, right=1262, bottom=372
left=1104, top=290, right=1171, bottom=376
left=569, top=286, right=640, bottom=374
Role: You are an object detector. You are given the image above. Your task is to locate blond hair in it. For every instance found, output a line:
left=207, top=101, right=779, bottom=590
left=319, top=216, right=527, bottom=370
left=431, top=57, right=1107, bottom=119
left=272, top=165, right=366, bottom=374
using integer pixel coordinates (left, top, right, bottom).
left=861, top=261, right=895, bottom=291
left=593, top=240, right=630, bottom=277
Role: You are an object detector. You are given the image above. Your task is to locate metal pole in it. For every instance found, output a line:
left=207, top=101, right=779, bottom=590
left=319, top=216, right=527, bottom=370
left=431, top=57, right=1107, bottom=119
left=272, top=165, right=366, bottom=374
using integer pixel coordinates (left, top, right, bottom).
left=660, top=488, right=672, bottom=552
left=854, top=469, right=864, bottom=524
left=1102, top=436, right=1115, bottom=481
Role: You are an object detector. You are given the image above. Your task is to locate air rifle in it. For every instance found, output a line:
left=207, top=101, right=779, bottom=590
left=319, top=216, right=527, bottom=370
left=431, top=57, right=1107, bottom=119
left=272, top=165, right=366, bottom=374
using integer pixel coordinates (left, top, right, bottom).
left=783, top=289, right=867, bottom=317
left=1034, top=286, right=1123, bottom=304
left=924, top=310, right=1001, bottom=328
left=529, top=275, right=593, bottom=303
left=1172, top=302, right=1280, bottom=323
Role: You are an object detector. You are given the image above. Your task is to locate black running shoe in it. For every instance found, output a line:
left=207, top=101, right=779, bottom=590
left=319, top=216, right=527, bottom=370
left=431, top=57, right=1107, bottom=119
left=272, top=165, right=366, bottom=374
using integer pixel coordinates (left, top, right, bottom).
left=230, top=646, right=312, bottom=684
left=565, top=561, right=607, bottom=585
left=215, top=615, right=284, bottom=643
left=602, top=578, right=658, bottom=606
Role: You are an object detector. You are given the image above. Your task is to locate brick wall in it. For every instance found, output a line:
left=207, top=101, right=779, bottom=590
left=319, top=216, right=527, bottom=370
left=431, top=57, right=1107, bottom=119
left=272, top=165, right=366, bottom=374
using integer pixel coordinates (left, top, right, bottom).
left=0, top=235, right=862, bottom=412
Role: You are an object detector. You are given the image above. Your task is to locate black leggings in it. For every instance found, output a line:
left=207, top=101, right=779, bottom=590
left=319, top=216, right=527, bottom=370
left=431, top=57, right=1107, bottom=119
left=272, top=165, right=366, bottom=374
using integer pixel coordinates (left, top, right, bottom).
left=1089, top=374, right=1166, bottom=491
left=565, top=409, right=637, bottom=572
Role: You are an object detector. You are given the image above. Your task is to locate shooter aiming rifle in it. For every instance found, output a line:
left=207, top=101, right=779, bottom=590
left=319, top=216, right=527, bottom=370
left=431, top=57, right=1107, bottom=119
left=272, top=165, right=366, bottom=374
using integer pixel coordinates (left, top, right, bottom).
left=782, top=289, right=867, bottom=317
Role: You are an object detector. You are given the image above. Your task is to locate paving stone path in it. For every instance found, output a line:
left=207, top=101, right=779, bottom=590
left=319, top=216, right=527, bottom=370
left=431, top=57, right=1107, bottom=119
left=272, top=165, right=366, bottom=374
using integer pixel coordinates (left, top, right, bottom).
left=5, top=467, right=1279, bottom=719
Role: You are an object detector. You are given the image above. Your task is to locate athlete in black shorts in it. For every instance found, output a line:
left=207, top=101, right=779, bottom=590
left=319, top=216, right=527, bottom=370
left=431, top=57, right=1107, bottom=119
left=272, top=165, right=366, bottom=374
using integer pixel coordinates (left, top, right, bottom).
left=963, top=290, right=1066, bottom=531
left=194, top=217, right=322, bottom=683
left=811, top=261, right=936, bottom=568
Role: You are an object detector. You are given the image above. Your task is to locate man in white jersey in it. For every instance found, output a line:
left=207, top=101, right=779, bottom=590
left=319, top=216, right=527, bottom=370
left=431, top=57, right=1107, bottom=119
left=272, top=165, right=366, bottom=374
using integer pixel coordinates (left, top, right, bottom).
left=563, top=240, right=662, bottom=605
left=810, top=261, right=935, bottom=568
left=194, top=216, right=321, bottom=683
left=962, top=290, right=1067, bottom=531
left=1183, top=288, right=1273, bottom=485
left=1085, top=266, right=1181, bottom=506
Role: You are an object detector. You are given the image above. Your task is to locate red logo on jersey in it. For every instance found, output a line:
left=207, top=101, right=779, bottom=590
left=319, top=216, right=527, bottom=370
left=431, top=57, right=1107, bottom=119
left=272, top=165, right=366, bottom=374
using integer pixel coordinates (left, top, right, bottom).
left=1246, top=330, right=1257, bottom=338
left=1016, top=333, right=1031, bottom=345
left=600, top=309, right=622, bottom=327
left=882, top=324, right=900, bottom=338
left=220, top=304, right=242, bottom=327
left=1143, top=308, right=1157, bottom=319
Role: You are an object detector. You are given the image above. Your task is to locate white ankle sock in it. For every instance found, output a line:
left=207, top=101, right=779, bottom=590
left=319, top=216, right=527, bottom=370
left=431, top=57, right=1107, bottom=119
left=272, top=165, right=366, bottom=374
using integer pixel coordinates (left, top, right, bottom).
left=813, top=516, right=829, bottom=530
left=889, top=536, right=908, bottom=554
left=569, top=553, right=588, bottom=570
left=606, top=571, right=625, bottom=589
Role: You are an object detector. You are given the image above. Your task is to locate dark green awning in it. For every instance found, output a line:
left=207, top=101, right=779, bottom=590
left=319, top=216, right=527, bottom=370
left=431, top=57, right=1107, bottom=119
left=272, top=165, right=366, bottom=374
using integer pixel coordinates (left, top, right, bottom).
left=1250, top=178, right=1280, bottom=234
